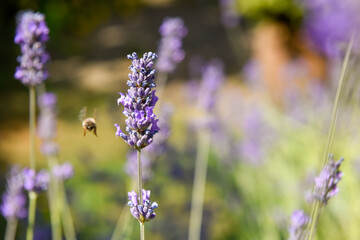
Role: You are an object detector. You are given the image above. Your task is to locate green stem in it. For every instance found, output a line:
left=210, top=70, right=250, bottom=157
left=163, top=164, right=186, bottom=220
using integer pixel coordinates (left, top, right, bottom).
left=305, top=34, right=354, bottom=240
left=4, top=218, right=18, bottom=240
left=47, top=182, right=62, bottom=240
left=29, top=87, right=36, bottom=170
left=137, top=150, right=144, bottom=240
left=58, top=176, right=77, bottom=240
left=47, top=157, right=62, bottom=240
left=140, top=222, right=145, bottom=240
left=188, top=130, right=211, bottom=240
left=26, top=191, right=37, bottom=240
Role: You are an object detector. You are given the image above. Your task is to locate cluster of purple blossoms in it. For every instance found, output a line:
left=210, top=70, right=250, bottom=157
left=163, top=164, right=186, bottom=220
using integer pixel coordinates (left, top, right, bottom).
left=302, top=0, right=360, bottom=57
left=14, top=10, right=50, bottom=86
left=0, top=166, right=27, bottom=220
left=115, top=52, right=160, bottom=150
left=156, top=17, right=188, bottom=73
left=313, top=154, right=344, bottom=205
left=23, top=168, right=50, bottom=193
left=38, top=92, right=59, bottom=156
left=198, top=59, right=225, bottom=113
left=52, top=162, right=74, bottom=181
left=125, top=104, right=173, bottom=181
left=128, top=189, right=158, bottom=223
left=288, top=209, right=309, bottom=240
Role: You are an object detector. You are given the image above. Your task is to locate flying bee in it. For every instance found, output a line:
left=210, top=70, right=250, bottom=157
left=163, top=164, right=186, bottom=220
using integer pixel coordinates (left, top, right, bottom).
left=79, top=107, right=98, bottom=136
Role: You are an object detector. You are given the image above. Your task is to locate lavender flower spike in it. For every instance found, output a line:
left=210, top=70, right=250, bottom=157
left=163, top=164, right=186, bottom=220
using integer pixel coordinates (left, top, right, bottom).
left=38, top=92, right=59, bottom=156
left=313, top=154, right=344, bottom=205
left=23, top=168, right=50, bottom=193
left=115, top=52, right=160, bottom=150
left=14, top=10, right=50, bottom=86
left=1, top=166, right=27, bottom=220
left=288, top=210, right=310, bottom=240
left=156, top=17, right=188, bottom=73
left=128, top=189, right=158, bottom=223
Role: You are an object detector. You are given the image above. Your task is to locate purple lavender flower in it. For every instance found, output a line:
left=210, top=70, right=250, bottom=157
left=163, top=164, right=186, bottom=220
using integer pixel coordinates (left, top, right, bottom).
left=1, top=166, right=27, bottom=220
left=23, top=168, right=50, bottom=193
left=156, top=17, right=188, bottom=73
left=288, top=209, right=309, bottom=240
left=198, top=59, right=225, bottom=112
left=313, top=154, right=344, bottom=205
left=52, top=162, right=74, bottom=181
left=38, top=92, right=58, bottom=156
left=127, top=189, right=158, bottom=223
left=302, top=0, right=360, bottom=57
left=115, top=52, right=160, bottom=150
left=219, top=0, right=240, bottom=28
left=14, top=10, right=50, bottom=86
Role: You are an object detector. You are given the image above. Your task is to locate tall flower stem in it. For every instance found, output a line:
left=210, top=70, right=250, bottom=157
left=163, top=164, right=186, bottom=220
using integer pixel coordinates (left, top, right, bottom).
left=305, top=34, right=354, bottom=240
left=26, top=191, right=37, bottom=240
left=137, top=150, right=145, bottom=240
left=47, top=157, right=61, bottom=240
left=47, top=180, right=61, bottom=240
left=29, top=86, right=36, bottom=170
left=26, top=86, right=37, bottom=240
left=188, top=129, right=211, bottom=240
left=58, top=179, right=77, bottom=240
left=4, top=218, right=18, bottom=240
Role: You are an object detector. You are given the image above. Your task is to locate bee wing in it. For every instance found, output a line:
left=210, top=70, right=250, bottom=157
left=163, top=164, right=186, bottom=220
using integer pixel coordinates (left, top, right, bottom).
left=79, top=106, right=87, bottom=122
left=93, top=108, right=97, bottom=121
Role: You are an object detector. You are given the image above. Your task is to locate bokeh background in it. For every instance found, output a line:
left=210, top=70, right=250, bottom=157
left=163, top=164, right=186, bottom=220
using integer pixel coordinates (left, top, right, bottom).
left=1, top=0, right=360, bottom=239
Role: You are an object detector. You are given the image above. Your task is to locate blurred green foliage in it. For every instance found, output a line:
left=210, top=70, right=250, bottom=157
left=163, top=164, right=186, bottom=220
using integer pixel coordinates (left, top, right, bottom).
left=236, top=0, right=303, bottom=30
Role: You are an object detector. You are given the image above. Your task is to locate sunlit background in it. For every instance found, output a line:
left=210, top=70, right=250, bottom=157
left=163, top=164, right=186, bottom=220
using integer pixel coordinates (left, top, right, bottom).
left=1, top=0, right=360, bottom=239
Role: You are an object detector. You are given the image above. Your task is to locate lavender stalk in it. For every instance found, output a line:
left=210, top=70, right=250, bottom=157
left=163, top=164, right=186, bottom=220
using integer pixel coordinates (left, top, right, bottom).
left=1, top=166, right=27, bottom=240
left=115, top=52, right=160, bottom=240
left=14, top=10, right=50, bottom=240
left=156, top=17, right=187, bottom=101
left=305, top=34, right=354, bottom=240
left=188, top=130, right=211, bottom=240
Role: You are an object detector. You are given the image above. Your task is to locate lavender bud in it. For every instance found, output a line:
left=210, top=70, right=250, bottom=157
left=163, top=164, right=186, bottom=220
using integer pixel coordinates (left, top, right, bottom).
left=156, top=17, right=188, bottom=73
left=0, top=166, right=27, bottom=220
left=52, top=162, right=74, bottom=180
left=127, top=189, right=158, bottom=223
left=288, top=209, right=310, bottom=240
left=312, top=154, right=344, bottom=205
left=23, top=168, right=50, bottom=193
left=14, top=10, right=50, bottom=86
left=115, top=52, right=160, bottom=150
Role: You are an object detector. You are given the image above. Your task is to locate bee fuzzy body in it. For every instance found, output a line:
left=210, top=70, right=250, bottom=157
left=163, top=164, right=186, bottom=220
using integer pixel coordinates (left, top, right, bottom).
left=82, top=117, right=97, bottom=136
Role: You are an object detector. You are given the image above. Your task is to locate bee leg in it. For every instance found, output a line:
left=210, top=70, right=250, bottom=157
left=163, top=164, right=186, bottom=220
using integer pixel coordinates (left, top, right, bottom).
left=83, top=128, right=86, bottom=136
left=93, top=128, right=98, bottom=137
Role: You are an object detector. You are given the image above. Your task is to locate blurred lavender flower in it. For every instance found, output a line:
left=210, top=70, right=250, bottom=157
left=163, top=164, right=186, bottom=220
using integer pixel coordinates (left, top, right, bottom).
left=52, top=162, right=74, bottom=181
left=313, top=154, right=344, bottom=205
left=199, top=59, right=225, bottom=113
left=288, top=209, right=309, bottom=240
left=14, top=10, right=50, bottom=86
left=125, top=104, right=173, bottom=181
left=38, top=92, right=59, bottom=156
left=1, top=166, right=27, bottom=220
left=302, top=0, right=360, bottom=57
left=115, top=52, right=160, bottom=150
left=128, top=189, right=158, bottom=223
left=219, top=0, right=240, bottom=28
left=156, top=17, right=188, bottom=73
left=23, top=168, right=50, bottom=193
